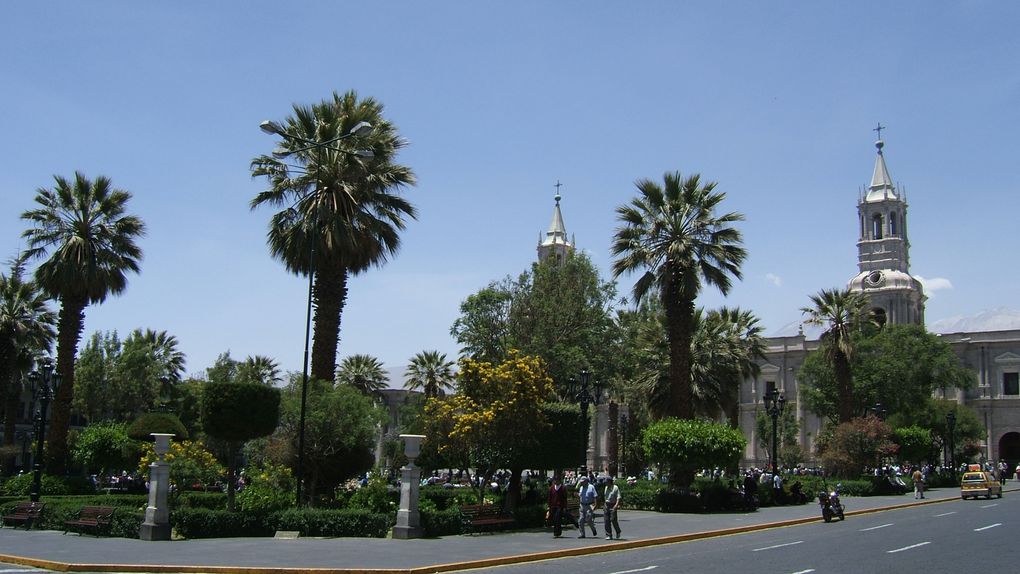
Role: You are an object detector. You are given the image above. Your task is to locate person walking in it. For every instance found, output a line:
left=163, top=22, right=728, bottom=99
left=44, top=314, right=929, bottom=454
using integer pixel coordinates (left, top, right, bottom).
left=547, top=476, right=568, bottom=538
left=911, top=466, right=925, bottom=499
left=603, top=476, right=622, bottom=540
left=576, top=475, right=598, bottom=538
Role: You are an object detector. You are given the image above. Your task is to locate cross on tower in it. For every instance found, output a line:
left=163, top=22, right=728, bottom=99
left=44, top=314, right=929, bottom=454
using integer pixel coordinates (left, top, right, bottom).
left=554, top=180, right=563, bottom=203
left=874, top=123, right=885, bottom=140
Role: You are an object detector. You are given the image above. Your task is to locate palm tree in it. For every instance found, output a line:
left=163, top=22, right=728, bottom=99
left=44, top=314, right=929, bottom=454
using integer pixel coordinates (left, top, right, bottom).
left=611, top=172, right=746, bottom=419
left=404, top=350, right=456, bottom=399
left=20, top=173, right=145, bottom=472
left=0, top=257, right=57, bottom=468
left=801, top=288, right=870, bottom=423
left=236, top=355, right=281, bottom=386
left=336, top=354, right=389, bottom=395
left=251, top=91, right=417, bottom=383
left=690, top=307, right=765, bottom=423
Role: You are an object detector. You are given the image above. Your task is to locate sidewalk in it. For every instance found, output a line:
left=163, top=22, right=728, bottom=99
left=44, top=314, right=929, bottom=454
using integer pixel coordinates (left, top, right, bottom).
left=0, top=486, right=1008, bottom=574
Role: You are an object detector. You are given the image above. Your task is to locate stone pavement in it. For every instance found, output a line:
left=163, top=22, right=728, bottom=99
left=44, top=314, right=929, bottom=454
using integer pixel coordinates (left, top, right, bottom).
left=0, top=486, right=1011, bottom=574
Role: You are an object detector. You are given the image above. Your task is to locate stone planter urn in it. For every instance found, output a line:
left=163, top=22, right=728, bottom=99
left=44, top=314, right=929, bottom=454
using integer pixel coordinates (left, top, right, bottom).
left=139, top=433, right=174, bottom=541
left=392, top=434, right=426, bottom=539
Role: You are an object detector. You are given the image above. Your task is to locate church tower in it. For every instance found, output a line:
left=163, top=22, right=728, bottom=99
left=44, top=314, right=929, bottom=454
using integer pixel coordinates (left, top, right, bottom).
left=847, top=129, right=925, bottom=325
left=537, top=184, right=575, bottom=263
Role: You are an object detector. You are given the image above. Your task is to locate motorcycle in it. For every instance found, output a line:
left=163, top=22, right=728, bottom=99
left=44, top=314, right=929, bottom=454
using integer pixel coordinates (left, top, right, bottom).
left=818, top=484, right=845, bottom=523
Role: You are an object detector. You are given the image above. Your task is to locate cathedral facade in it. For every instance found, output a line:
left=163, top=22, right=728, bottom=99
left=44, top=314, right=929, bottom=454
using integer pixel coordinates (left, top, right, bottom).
left=740, top=136, right=1020, bottom=469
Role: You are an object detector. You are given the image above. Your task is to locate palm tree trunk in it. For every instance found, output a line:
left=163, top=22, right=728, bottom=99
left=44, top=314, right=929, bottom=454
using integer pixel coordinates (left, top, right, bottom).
left=664, top=287, right=696, bottom=420
left=310, top=264, right=349, bottom=383
left=834, top=350, right=854, bottom=424
left=48, top=296, right=87, bottom=476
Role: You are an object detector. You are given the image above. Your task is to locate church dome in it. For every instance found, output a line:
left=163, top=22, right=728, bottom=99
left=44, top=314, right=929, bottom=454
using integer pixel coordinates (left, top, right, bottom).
left=848, top=269, right=923, bottom=293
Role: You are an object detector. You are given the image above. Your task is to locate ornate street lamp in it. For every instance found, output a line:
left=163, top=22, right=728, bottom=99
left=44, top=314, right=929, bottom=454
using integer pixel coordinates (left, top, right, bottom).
left=870, top=402, right=887, bottom=420
left=763, top=389, right=786, bottom=477
left=259, top=119, right=374, bottom=506
left=566, top=369, right=604, bottom=473
left=946, top=411, right=957, bottom=474
left=27, top=360, right=62, bottom=502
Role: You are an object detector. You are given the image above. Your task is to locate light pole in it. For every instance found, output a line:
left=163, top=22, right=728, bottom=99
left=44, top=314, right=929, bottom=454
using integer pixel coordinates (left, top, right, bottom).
left=946, top=411, right=957, bottom=474
left=567, top=369, right=603, bottom=473
left=619, top=413, right=628, bottom=478
left=259, top=118, right=374, bottom=506
left=27, top=360, right=62, bottom=502
left=763, top=389, right=785, bottom=477
left=870, top=402, right=886, bottom=421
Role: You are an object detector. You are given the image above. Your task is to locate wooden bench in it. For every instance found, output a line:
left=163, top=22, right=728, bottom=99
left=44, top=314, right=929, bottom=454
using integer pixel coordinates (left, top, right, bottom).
left=2, top=501, right=45, bottom=529
left=63, top=505, right=116, bottom=536
left=460, top=503, right=514, bottom=533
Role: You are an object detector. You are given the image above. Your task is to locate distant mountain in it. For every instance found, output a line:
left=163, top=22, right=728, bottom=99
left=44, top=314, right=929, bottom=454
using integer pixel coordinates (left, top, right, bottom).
left=929, top=307, right=1020, bottom=334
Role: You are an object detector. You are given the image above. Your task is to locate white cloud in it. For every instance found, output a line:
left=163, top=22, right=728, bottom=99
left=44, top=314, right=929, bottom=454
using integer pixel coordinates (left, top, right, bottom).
left=764, top=272, right=783, bottom=287
left=915, top=275, right=953, bottom=297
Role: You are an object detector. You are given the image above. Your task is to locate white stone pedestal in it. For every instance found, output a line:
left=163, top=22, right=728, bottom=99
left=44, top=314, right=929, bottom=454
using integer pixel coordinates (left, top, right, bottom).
left=392, top=434, right=425, bottom=539
left=139, top=433, right=174, bottom=541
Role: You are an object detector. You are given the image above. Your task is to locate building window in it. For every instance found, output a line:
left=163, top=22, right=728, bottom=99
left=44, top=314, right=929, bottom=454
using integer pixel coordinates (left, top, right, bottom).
left=889, top=212, right=898, bottom=236
left=1004, top=372, right=1019, bottom=396
left=764, top=380, right=776, bottom=397
left=871, top=214, right=883, bottom=239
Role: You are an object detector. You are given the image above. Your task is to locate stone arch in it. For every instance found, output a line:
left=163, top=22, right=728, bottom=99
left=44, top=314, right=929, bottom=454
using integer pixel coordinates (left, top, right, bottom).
left=997, top=432, right=1020, bottom=471
left=871, top=214, right=884, bottom=239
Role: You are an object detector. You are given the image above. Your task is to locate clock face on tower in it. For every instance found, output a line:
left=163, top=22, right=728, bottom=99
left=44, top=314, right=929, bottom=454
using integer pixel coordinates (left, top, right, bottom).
left=866, top=271, right=884, bottom=286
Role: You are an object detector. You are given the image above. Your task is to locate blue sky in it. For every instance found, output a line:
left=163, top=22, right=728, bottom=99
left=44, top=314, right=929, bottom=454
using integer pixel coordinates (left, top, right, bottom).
left=2, top=2, right=1018, bottom=379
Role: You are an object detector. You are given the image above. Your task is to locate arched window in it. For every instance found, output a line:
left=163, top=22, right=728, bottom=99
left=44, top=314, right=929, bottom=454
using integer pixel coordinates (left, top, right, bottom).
left=871, top=214, right=883, bottom=239
left=860, top=216, right=865, bottom=239
left=889, top=212, right=898, bottom=236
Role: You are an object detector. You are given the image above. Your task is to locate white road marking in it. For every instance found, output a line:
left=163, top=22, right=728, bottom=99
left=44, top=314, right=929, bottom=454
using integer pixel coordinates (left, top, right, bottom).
left=791, top=570, right=816, bottom=574
left=609, top=567, right=658, bottom=574
left=0, top=570, right=45, bottom=573
left=979, top=504, right=998, bottom=508
left=887, top=542, right=931, bottom=553
left=933, top=511, right=956, bottom=517
left=753, top=541, right=804, bottom=552
left=974, top=523, right=1002, bottom=532
left=859, top=523, right=893, bottom=531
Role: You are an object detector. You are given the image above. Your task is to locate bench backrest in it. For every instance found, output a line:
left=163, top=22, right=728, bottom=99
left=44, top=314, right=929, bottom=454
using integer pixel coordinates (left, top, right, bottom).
left=12, top=502, right=44, bottom=514
left=78, top=506, right=115, bottom=520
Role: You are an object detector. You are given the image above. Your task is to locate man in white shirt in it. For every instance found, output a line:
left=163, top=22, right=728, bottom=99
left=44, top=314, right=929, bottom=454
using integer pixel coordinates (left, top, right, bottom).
left=603, top=476, right=622, bottom=540
left=576, top=476, right=598, bottom=538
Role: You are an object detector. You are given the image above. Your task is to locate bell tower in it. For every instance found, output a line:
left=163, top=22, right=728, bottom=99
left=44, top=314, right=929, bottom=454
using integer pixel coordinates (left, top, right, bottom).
left=847, top=126, right=925, bottom=325
left=537, top=181, right=575, bottom=264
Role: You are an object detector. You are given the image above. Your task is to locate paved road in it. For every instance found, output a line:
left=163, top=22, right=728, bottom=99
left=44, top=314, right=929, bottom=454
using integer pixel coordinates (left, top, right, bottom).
left=489, top=493, right=1014, bottom=574
left=0, top=487, right=1012, bottom=573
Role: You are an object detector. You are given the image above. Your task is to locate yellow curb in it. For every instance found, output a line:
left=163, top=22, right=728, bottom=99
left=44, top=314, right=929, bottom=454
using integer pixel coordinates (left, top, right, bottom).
left=0, top=494, right=988, bottom=574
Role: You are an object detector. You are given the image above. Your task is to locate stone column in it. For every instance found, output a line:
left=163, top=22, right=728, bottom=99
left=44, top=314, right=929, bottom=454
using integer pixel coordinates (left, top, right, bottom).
left=139, top=433, right=174, bottom=541
left=392, top=434, right=425, bottom=539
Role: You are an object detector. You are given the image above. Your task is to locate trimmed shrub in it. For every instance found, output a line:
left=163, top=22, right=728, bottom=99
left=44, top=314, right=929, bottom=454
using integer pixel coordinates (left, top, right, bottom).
left=420, top=507, right=463, bottom=537
left=175, top=492, right=228, bottom=510
left=171, top=508, right=272, bottom=538
left=0, top=474, right=73, bottom=496
left=273, top=508, right=390, bottom=538
left=511, top=503, right=545, bottom=529
left=128, top=412, right=188, bottom=441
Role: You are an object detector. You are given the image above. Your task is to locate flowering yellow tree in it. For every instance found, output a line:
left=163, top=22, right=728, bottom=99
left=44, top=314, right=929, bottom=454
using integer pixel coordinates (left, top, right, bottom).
left=425, top=351, right=553, bottom=507
left=137, top=440, right=223, bottom=490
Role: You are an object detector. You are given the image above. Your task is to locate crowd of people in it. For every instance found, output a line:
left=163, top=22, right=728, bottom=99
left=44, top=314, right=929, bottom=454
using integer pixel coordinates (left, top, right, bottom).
left=547, top=471, right=622, bottom=540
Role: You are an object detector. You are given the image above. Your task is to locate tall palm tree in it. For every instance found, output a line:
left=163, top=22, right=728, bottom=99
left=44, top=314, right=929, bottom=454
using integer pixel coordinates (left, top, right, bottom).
left=20, top=173, right=145, bottom=472
left=133, top=329, right=186, bottom=384
left=237, top=355, right=281, bottom=386
left=690, top=307, right=765, bottom=423
left=801, top=288, right=870, bottom=423
left=612, top=172, right=746, bottom=419
left=0, top=258, right=57, bottom=466
left=251, top=91, right=417, bottom=383
left=404, top=350, right=456, bottom=399
left=336, top=354, right=389, bottom=395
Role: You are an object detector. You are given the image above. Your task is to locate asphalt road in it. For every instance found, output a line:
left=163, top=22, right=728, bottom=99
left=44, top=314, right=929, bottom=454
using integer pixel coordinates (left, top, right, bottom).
left=488, top=494, right=1013, bottom=574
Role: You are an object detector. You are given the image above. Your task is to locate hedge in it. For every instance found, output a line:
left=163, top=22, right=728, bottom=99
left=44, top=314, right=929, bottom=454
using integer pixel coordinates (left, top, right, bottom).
left=419, top=507, right=463, bottom=537
left=0, top=495, right=144, bottom=537
left=171, top=507, right=391, bottom=539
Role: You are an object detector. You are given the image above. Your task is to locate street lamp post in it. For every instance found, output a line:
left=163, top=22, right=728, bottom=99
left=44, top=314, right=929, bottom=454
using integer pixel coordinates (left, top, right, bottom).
left=946, top=411, right=957, bottom=473
left=763, top=389, right=786, bottom=478
left=619, top=413, right=628, bottom=478
left=567, top=369, right=604, bottom=473
left=259, top=118, right=374, bottom=506
left=27, top=360, right=62, bottom=503
left=871, top=402, right=887, bottom=420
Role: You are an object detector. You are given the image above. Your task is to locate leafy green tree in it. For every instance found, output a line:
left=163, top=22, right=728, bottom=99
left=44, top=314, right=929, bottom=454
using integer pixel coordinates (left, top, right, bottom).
left=336, top=354, right=389, bottom=395
left=893, top=425, right=934, bottom=465
left=71, top=421, right=132, bottom=475
left=0, top=258, right=56, bottom=468
left=818, top=415, right=897, bottom=478
left=890, top=399, right=985, bottom=465
left=800, top=323, right=975, bottom=423
left=642, top=418, right=746, bottom=490
left=449, top=279, right=515, bottom=362
left=611, top=172, right=746, bottom=419
left=202, top=382, right=281, bottom=510
left=20, top=173, right=145, bottom=473
left=801, top=288, right=871, bottom=423
left=205, top=351, right=239, bottom=384
left=267, top=381, right=382, bottom=506
left=404, top=350, right=455, bottom=399
left=251, top=90, right=417, bottom=383
left=127, top=412, right=188, bottom=441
